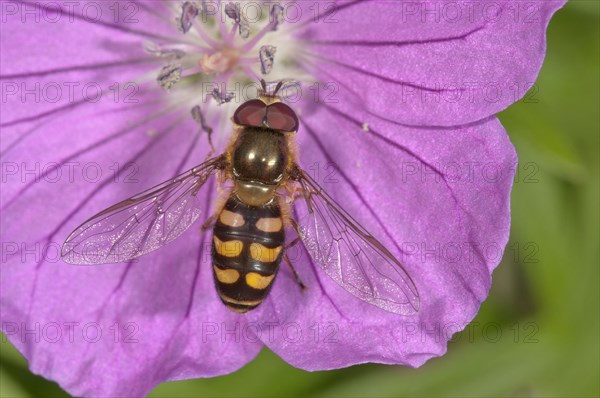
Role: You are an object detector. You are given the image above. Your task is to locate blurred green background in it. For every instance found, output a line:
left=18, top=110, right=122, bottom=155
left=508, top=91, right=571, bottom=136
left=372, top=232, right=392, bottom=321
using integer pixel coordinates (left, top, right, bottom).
left=1, top=1, right=598, bottom=397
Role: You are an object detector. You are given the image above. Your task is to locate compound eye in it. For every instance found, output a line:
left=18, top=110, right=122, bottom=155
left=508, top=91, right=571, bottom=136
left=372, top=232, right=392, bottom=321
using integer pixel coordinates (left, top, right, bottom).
left=266, top=102, right=299, bottom=132
left=233, top=99, right=267, bottom=127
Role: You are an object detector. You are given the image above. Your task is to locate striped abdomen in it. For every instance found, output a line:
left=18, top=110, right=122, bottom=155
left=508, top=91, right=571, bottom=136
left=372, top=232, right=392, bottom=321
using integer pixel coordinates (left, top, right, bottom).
left=212, top=195, right=284, bottom=313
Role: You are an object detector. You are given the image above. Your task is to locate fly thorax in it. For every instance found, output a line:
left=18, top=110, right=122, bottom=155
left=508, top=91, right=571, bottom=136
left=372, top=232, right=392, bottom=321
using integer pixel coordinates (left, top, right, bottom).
left=232, top=127, right=287, bottom=206
left=234, top=181, right=277, bottom=207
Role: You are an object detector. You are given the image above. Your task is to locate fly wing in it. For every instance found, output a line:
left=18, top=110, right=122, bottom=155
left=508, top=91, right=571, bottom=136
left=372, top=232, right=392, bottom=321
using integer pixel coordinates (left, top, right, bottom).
left=62, top=156, right=224, bottom=264
left=293, top=166, right=420, bottom=315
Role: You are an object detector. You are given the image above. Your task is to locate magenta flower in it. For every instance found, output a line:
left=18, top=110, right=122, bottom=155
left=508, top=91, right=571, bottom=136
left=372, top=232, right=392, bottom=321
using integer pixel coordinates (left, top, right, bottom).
left=1, top=1, right=565, bottom=396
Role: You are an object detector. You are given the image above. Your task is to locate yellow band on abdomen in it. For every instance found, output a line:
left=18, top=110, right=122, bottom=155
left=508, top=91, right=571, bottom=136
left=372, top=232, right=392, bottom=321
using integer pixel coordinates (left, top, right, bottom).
left=249, top=242, right=281, bottom=263
left=213, top=236, right=243, bottom=257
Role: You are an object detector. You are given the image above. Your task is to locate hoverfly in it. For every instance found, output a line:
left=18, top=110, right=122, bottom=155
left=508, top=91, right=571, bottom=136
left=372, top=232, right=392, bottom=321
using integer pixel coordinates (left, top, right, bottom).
left=62, top=80, right=419, bottom=315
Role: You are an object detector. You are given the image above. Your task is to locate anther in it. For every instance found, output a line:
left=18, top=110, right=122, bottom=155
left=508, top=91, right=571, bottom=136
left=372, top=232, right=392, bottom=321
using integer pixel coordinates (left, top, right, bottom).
left=225, top=2, right=250, bottom=39
left=177, top=1, right=200, bottom=34
left=259, top=45, right=277, bottom=75
left=157, top=64, right=182, bottom=90
left=144, top=41, right=186, bottom=60
left=211, top=87, right=235, bottom=104
left=270, top=4, right=284, bottom=31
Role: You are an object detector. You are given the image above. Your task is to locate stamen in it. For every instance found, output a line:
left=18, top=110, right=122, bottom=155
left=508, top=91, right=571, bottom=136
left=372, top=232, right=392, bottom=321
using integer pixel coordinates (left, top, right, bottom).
left=144, top=0, right=310, bottom=133
left=177, top=1, right=200, bottom=34
left=241, top=4, right=282, bottom=52
left=259, top=45, right=277, bottom=75
left=270, top=4, right=284, bottom=31
left=224, top=2, right=239, bottom=19
left=211, top=87, right=235, bottom=104
left=191, top=17, right=221, bottom=50
left=225, top=2, right=250, bottom=39
left=144, top=41, right=186, bottom=60
left=157, top=64, right=182, bottom=90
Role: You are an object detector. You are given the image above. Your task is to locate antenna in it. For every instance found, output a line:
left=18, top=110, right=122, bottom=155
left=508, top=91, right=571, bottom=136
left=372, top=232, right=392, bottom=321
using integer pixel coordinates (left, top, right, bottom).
left=272, top=81, right=284, bottom=96
left=260, top=79, right=267, bottom=94
left=258, top=79, right=284, bottom=97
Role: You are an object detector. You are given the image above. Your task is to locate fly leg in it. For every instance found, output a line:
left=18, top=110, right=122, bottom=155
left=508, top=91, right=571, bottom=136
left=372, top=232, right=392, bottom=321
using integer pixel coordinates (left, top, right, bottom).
left=281, top=179, right=309, bottom=291
left=192, top=105, right=215, bottom=160
left=199, top=156, right=229, bottom=232
left=283, top=236, right=307, bottom=291
left=201, top=214, right=217, bottom=231
left=204, top=125, right=215, bottom=160
left=283, top=254, right=307, bottom=291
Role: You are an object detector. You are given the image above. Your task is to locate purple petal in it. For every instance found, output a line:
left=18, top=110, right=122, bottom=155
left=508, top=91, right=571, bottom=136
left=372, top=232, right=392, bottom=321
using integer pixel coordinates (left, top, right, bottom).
left=1, top=96, right=262, bottom=396
left=1, top=3, right=261, bottom=396
left=245, top=103, right=516, bottom=369
left=0, top=1, right=170, bottom=136
left=1, top=1, right=175, bottom=76
left=0, top=0, right=562, bottom=391
left=1, top=106, right=262, bottom=396
left=298, top=0, right=566, bottom=126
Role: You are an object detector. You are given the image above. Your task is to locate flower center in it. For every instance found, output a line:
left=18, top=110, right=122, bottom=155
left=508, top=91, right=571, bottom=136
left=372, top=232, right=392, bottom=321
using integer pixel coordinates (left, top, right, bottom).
left=200, top=48, right=241, bottom=74
left=143, top=1, right=315, bottom=149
